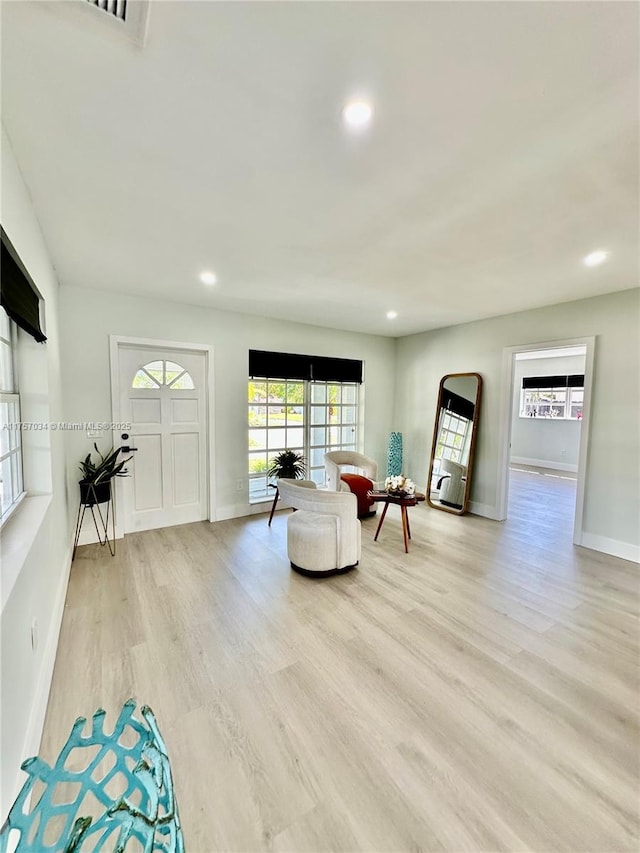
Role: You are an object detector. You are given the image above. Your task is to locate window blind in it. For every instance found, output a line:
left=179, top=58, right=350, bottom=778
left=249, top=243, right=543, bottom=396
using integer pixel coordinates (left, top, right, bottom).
left=442, top=390, right=475, bottom=421
left=249, top=350, right=363, bottom=383
left=0, top=227, right=47, bottom=343
left=522, top=374, right=584, bottom=389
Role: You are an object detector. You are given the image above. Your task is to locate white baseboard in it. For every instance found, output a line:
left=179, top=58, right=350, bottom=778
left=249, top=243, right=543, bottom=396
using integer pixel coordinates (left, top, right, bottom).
left=12, top=545, right=73, bottom=806
left=215, top=500, right=273, bottom=522
left=578, top=532, right=640, bottom=564
left=511, top=456, right=578, bottom=473
left=467, top=500, right=503, bottom=521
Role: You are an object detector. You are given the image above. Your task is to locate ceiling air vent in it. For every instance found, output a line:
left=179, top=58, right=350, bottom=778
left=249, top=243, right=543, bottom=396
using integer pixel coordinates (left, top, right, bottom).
left=76, top=0, right=150, bottom=45
left=88, top=0, right=128, bottom=23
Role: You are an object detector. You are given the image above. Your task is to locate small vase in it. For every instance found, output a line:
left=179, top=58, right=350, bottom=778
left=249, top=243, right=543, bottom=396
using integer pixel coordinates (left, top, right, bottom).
left=387, top=432, right=403, bottom=477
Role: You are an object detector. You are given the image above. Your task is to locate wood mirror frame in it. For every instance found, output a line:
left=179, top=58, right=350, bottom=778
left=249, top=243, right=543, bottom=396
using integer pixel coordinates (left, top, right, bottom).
left=426, top=372, right=483, bottom=515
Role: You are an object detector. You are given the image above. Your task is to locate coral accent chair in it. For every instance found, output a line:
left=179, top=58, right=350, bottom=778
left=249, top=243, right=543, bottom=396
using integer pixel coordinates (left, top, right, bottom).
left=324, top=450, right=379, bottom=518
left=277, top=478, right=361, bottom=577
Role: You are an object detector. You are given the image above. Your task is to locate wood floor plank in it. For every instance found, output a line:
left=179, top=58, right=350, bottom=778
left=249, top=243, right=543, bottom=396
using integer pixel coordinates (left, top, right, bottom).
left=38, top=468, right=639, bottom=851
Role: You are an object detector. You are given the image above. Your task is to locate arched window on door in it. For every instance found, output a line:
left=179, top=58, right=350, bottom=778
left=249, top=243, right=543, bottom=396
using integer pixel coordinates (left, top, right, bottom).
left=132, top=360, right=195, bottom=390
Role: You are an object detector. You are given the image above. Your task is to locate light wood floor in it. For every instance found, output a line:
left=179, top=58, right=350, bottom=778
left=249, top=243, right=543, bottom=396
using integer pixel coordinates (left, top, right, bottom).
left=42, top=469, right=639, bottom=852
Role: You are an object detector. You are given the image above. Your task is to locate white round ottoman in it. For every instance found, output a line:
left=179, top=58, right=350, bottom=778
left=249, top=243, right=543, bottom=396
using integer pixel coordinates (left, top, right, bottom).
left=287, top=510, right=356, bottom=577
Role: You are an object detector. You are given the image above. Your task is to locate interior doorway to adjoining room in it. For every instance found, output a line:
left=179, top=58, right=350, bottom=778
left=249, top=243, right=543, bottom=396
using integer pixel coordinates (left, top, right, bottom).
left=498, top=339, right=593, bottom=548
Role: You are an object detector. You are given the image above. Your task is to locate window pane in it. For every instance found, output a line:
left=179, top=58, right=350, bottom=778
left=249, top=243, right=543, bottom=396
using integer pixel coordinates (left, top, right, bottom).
left=132, top=370, right=159, bottom=389
left=310, top=468, right=325, bottom=486
left=328, top=427, right=340, bottom=446
left=311, top=405, right=326, bottom=425
left=311, top=384, right=326, bottom=404
left=286, top=382, right=304, bottom=404
left=0, top=401, right=10, bottom=456
left=0, top=309, right=10, bottom=342
left=0, top=455, right=13, bottom=517
left=342, top=426, right=356, bottom=444
left=310, top=447, right=326, bottom=468
left=328, top=406, right=340, bottom=424
left=342, top=406, right=356, bottom=424
left=11, top=450, right=22, bottom=496
left=268, top=406, right=285, bottom=425
left=311, top=427, right=325, bottom=446
left=249, top=453, right=267, bottom=474
left=143, top=360, right=164, bottom=383
left=249, top=382, right=266, bottom=404
left=267, top=383, right=286, bottom=405
left=0, top=341, right=13, bottom=393
left=169, top=372, right=195, bottom=390
left=342, top=385, right=356, bottom=404
left=249, top=429, right=267, bottom=451
left=286, top=427, right=304, bottom=448
left=249, top=406, right=266, bottom=427
left=267, top=428, right=286, bottom=450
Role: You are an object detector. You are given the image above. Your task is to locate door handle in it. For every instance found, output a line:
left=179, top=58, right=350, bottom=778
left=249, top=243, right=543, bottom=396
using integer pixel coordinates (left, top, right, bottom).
left=121, top=446, right=138, bottom=453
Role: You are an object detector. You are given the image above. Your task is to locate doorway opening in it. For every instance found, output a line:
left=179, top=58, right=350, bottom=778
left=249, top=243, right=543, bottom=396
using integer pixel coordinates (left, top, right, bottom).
left=497, top=337, right=594, bottom=547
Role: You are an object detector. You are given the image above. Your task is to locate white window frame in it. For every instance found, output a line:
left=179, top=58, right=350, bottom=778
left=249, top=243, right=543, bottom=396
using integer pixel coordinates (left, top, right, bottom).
left=0, top=310, right=26, bottom=525
left=248, top=378, right=359, bottom=502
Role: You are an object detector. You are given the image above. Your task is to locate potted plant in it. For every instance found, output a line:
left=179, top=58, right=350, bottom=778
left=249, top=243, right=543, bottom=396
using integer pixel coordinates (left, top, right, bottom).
left=78, top=444, right=132, bottom=506
left=267, top=449, right=306, bottom=482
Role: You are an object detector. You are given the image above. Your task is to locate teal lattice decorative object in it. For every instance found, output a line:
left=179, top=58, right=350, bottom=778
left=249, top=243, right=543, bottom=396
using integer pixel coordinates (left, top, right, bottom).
left=386, top=431, right=403, bottom=477
left=0, top=699, right=184, bottom=853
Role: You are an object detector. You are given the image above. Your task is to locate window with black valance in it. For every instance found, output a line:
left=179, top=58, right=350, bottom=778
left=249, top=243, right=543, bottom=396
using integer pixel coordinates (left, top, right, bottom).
left=249, top=350, right=363, bottom=384
left=1, top=227, right=47, bottom=343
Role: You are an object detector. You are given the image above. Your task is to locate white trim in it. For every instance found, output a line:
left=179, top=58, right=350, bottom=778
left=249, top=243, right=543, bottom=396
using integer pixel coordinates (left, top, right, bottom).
left=10, top=545, right=73, bottom=809
left=510, top=457, right=579, bottom=474
left=109, top=336, right=216, bottom=535
left=467, top=499, right=502, bottom=520
left=579, top=534, right=640, bottom=564
left=497, top=337, right=594, bottom=546
left=216, top=499, right=274, bottom=522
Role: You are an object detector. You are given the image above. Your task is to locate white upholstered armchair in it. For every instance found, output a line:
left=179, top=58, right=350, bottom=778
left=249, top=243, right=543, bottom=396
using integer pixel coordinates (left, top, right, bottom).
left=324, top=450, right=379, bottom=491
left=324, top=450, right=379, bottom=518
left=436, top=459, right=467, bottom=509
left=277, top=478, right=361, bottom=577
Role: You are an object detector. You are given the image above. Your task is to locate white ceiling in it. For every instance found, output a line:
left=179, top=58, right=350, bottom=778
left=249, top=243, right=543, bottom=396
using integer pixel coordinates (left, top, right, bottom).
left=1, top=0, right=638, bottom=337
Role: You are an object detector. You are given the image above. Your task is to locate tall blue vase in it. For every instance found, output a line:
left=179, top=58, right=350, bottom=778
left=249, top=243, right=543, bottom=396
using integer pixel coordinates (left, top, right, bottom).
left=386, top=431, right=403, bottom=477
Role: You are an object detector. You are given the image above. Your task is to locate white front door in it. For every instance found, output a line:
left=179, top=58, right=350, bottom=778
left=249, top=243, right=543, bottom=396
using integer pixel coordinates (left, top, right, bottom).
left=117, top=345, right=208, bottom=533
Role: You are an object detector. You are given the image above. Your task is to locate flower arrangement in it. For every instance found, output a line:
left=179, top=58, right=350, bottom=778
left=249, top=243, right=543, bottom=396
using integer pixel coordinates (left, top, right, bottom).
left=384, top=474, right=416, bottom=497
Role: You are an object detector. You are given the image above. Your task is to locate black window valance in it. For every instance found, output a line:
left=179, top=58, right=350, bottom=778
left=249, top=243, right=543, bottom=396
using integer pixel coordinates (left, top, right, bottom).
left=522, top=374, right=584, bottom=389
left=249, top=350, right=363, bottom=383
left=1, top=227, right=47, bottom=343
left=442, top=390, right=474, bottom=421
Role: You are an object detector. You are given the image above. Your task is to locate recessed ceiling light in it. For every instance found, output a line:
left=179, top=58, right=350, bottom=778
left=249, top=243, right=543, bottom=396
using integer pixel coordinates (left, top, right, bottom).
left=199, top=270, right=217, bottom=285
left=583, top=250, right=608, bottom=267
left=386, top=310, right=398, bottom=320
left=342, top=100, right=373, bottom=128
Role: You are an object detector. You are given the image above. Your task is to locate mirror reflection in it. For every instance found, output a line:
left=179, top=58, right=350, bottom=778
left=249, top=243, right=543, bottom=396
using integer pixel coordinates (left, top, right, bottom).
left=427, top=373, right=482, bottom=514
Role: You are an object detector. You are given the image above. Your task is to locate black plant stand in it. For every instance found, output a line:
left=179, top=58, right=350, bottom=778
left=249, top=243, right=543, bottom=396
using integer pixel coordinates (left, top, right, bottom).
left=72, top=482, right=116, bottom=560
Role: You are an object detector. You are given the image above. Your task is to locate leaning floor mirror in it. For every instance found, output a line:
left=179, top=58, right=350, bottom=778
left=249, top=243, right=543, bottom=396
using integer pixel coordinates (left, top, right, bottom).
left=427, top=372, right=483, bottom=515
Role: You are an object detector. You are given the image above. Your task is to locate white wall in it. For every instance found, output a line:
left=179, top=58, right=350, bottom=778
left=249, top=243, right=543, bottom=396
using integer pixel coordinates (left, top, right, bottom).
left=395, top=289, right=640, bottom=560
left=511, top=353, right=585, bottom=471
left=0, top=128, right=72, bottom=817
left=58, top=286, right=396, bottom=530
